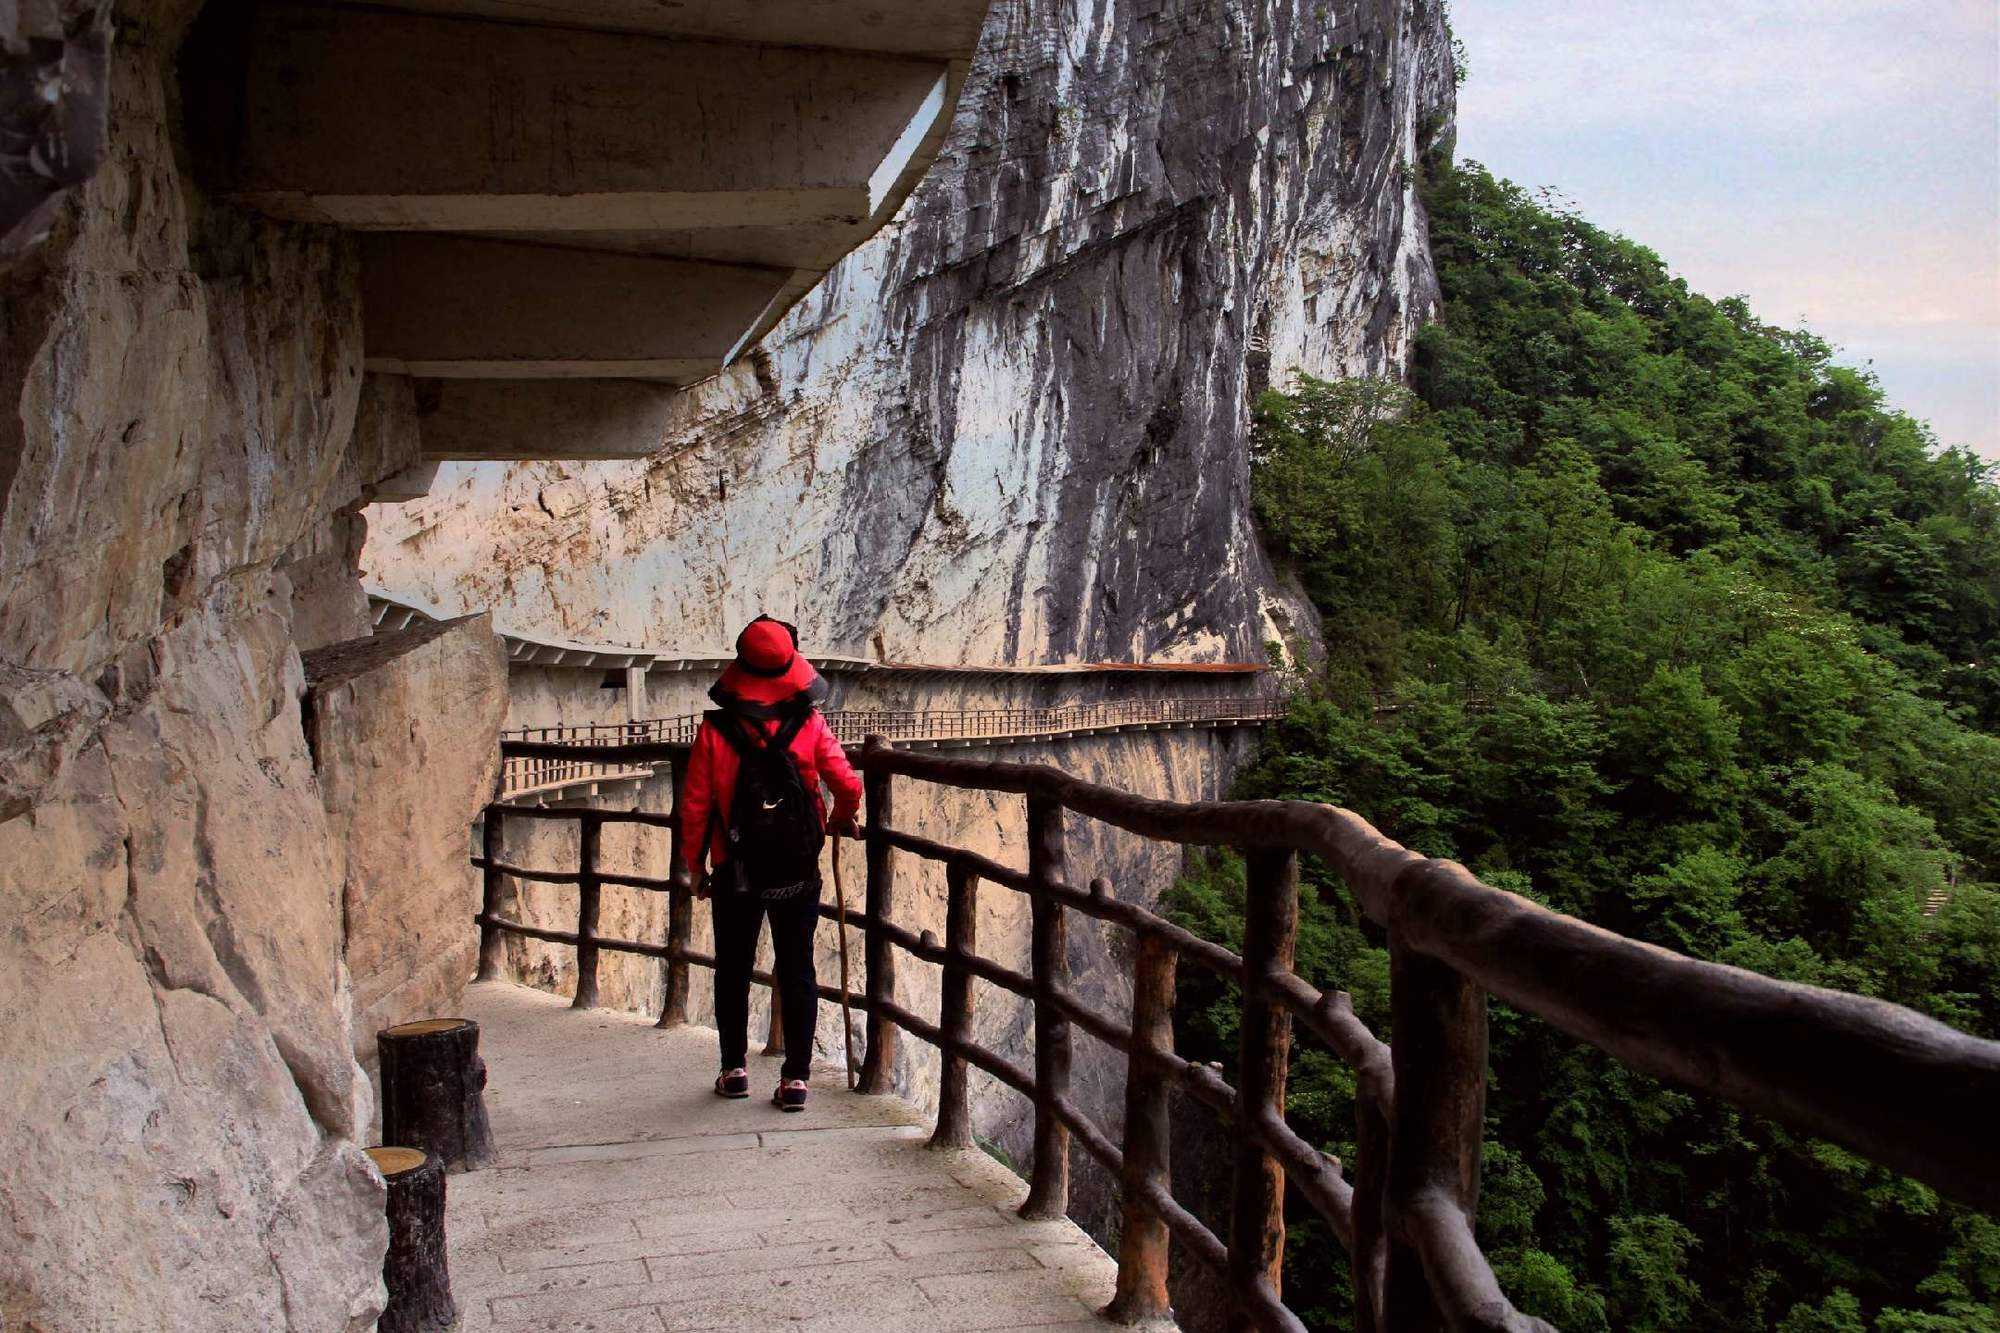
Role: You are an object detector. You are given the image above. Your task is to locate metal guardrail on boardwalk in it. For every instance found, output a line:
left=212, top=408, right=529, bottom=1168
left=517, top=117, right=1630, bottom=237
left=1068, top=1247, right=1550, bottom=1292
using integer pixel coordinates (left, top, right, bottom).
left=473, top=736, right=2000, bottom=1332
left=496, top=695, right=1289, bottom=802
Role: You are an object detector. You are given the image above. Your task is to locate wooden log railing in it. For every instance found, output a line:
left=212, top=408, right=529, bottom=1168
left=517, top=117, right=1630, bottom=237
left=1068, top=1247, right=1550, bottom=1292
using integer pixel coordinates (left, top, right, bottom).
left=476, top=733, right=2000, bottom=1332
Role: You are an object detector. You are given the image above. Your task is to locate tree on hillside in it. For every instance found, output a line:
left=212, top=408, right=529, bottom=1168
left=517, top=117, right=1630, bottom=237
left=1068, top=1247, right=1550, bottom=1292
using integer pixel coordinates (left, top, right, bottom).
left=1168, top=160, right=2000, bottom=1331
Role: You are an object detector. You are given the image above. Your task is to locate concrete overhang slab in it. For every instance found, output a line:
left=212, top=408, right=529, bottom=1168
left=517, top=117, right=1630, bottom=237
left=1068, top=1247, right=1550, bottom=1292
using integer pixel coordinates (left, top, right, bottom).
left=353, top=0, right=990, bottom=58
left=256, top=190, right=881, bottom=236
left=410, top=379, right=681, bottom=462
left=867, top=72, right=950, bottom=217
left=470, top=222, right=872, bottom=272
left=358, top=236, right=794, bottom=379
left=191, top=0, right=991, bottom=465
left=228, top=5, right=951, bottom=245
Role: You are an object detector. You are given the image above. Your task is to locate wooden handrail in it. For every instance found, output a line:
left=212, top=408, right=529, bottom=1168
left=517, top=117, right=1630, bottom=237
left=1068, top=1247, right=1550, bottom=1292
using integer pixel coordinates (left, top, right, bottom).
left=1021, top=793, right=1072, bottom=1220
left=852, top=747, right=2000, bottom=1209
left=470, top=731, right=2000, bottom=1332
left=929, top=857, right=979, bottom=1151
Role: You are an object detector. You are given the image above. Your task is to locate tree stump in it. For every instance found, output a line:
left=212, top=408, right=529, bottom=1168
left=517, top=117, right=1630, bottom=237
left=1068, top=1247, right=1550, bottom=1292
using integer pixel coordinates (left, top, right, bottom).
left=366, top=1147, right=457, bottom=1333
left=378, top=1018, right=495, bottom=1172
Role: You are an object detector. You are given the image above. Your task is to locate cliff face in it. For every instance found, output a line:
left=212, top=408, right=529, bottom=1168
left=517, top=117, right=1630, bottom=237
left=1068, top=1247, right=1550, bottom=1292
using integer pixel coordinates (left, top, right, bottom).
left=306, top=616, right=508, bottom=1077
left=0, top=9, right=506, bottom=1326
left=365, top=0, right=1458, bottom=667
left=0, top=25, right=376, bottom=1327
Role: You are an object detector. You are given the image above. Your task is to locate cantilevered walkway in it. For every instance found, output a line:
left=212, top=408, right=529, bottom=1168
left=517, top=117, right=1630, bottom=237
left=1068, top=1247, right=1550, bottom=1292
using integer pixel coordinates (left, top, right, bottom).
left=498, top=697, right=1285, bottom=804
left=468, top=726, right=2000, bottom=1331
left=450, top=982, right=1137, bottom=1332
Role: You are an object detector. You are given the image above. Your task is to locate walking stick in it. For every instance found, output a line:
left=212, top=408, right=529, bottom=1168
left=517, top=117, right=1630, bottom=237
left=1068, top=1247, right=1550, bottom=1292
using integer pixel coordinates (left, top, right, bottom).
left=831, top=833, right=857, bottom=1090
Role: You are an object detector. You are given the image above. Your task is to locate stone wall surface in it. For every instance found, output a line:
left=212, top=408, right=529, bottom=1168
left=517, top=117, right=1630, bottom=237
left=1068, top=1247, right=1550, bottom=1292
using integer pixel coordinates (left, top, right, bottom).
left=0, top=12, right=476, bottom=1329
left=364, top=0, right=1457, bottom=669
left=305, top=615, right=509, bottom=1079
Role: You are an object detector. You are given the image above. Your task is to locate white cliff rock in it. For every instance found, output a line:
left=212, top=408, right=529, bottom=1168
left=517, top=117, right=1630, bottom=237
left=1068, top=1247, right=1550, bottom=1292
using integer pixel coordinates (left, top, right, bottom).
left=0, top=601, right=387, bottom=1332
left=363, top=0, right=1457, bottom=670
left=0, top=9, right=469, bottom=1327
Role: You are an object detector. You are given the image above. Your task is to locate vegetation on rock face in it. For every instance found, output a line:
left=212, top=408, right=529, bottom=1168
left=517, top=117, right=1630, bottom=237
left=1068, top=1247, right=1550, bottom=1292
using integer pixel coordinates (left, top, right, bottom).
left=1168, top=161, right=2000, bottom=1331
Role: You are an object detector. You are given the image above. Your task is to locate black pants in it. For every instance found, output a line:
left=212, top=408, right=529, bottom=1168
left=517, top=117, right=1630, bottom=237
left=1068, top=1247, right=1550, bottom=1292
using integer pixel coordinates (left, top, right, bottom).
left=712, top=884, right=820, bottom=1082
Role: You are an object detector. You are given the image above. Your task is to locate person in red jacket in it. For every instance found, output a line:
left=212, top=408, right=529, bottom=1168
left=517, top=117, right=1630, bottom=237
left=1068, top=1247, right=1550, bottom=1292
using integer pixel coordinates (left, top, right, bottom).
left=678, top=616, right=862, bottom=1111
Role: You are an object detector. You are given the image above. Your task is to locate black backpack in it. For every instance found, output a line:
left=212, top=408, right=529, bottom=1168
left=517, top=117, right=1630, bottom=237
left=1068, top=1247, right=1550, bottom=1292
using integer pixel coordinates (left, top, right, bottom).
left=711, top=708, right=824, bottom=894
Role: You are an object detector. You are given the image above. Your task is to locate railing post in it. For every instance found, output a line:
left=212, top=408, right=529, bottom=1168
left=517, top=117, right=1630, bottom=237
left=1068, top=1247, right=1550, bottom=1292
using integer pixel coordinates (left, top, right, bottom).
left=1020, top=794, right=1072, bottom=1221
left=858, top=739, right=898, bottom=1093
left=1106, top=931, right=1177, bottom=1324
left=1351, top=1072, right=1394, bottom=1333
left=659, top=751, right=692, bottom=1028
left=572, top=812, right=602, bottom=1010
left=1382, top=935, right=1488, bottom=1330
left=930, top=857, right=980, bottom=1151
left=1231, top=848, right=1298, bottom=1308
left=477, top=808, right=507, bottom=981
left=764, top=987, right=785, bottom=1056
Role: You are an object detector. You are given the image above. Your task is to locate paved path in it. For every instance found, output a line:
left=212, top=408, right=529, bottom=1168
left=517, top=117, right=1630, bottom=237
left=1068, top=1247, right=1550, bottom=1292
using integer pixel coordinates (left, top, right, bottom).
left=449, top=982, right=1142, bottom=1332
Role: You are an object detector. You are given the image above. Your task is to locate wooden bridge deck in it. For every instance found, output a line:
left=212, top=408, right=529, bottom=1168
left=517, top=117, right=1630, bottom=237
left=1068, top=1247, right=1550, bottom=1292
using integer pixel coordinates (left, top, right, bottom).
left=447, top=982, right=1144, bottom=1332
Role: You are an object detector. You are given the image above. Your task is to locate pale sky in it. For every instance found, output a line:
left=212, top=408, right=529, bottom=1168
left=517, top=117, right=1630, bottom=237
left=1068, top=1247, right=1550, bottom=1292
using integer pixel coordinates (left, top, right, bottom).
left=1449, top=0, right=2000, bottom=461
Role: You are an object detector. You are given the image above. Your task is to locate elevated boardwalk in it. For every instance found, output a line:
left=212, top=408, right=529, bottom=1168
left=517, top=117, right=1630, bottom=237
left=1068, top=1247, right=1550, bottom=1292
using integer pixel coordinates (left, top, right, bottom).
left=450, top=982, right=1141, bottom=1332
left=498, top=696, right=1284, bottom=804
left=473, top=734, right=2000, bottom=1329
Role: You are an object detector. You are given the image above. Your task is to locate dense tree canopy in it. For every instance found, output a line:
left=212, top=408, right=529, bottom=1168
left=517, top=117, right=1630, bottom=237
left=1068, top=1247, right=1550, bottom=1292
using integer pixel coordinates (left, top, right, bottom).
left=1166, top=161, right=2000, bottom=1331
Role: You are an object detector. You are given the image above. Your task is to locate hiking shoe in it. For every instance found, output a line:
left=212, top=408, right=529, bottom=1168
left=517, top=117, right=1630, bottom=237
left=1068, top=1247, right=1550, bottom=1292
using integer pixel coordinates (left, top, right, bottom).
left=772, top=1080, right=808, bottom=1112
left=715, top=1069, right=750, bottom=1099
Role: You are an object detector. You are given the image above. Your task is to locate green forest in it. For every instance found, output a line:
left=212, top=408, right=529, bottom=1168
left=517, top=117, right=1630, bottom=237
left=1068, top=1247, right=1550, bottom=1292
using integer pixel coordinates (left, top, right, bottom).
left=1166, top=160, right=2000, bottom=1330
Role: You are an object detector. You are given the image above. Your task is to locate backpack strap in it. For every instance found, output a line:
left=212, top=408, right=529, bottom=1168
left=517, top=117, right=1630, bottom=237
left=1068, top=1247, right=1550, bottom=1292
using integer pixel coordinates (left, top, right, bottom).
left=709, top=706, right=810, bottom=758
left=769, top=707, right=811, bottom=753
left=708, top=708, right=761, bottom=759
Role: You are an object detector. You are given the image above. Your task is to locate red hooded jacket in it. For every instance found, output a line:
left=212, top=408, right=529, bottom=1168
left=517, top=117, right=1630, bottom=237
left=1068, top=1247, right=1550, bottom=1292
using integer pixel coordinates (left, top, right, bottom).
left=678, top=710, right=862, bottom=875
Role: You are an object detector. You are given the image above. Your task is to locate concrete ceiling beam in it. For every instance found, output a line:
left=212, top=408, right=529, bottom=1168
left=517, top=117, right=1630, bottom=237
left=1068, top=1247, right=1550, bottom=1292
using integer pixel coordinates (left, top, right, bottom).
left=368, top=460, right=442, bottom=503
left=348, top=0, right=990, bottom=57
left=225, top=4, right=952, bottom=253
left=184, top=0, right=989, bottom=463
left=407, top=378, right=688, bottom=462
left=359, top=236, right=794, bottom=380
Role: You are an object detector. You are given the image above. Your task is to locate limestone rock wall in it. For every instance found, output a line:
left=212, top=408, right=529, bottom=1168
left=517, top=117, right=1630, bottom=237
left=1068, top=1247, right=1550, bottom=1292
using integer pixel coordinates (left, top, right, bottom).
left=363, top=0, right=1457, bottom=668
left=0, top=602, right=387, bottom=1332
left=0, top=11, right=487, bottom=1328
left=306, top=615, right=508, bottom=1081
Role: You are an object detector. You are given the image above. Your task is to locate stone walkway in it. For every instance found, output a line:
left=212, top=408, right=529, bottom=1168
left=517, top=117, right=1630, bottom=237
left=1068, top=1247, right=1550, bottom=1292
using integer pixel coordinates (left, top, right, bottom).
left=448, top=982, right=1141, bottom=1332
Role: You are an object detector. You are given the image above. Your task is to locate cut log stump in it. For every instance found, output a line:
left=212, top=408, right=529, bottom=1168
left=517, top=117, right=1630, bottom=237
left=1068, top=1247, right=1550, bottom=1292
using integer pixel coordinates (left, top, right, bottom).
left=378, top=1017, right=495, bottom=1172
left=366, top=1147, right=457, bottom=1333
